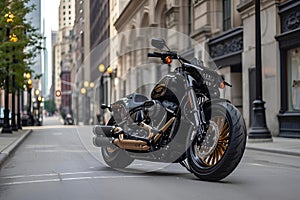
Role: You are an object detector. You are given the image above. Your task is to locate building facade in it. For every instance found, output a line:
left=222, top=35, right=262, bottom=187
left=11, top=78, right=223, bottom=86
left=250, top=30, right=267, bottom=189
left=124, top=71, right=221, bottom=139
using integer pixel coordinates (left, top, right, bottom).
left=111, top=0, right=300, bottom=138
left=54, top=0, right=75, bottom=114
left=72, top=0, right=88, bottom=124
left=50, top=30, right=58, bottom=102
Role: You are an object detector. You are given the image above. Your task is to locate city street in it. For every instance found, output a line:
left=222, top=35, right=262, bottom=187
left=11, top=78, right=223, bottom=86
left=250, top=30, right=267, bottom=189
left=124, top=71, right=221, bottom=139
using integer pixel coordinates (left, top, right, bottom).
left=0, top=117, right=299, bottom=200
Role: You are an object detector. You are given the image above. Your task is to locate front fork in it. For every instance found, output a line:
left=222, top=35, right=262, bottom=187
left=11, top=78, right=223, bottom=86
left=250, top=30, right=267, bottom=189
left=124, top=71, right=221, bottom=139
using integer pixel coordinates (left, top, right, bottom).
left=184, top=78, right=208, bottom=146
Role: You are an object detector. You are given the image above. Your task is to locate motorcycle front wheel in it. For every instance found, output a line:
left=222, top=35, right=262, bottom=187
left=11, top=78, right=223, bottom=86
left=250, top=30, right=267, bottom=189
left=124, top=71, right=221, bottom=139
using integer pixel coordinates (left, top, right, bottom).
left=101, top=117, right=134, bottom=169
left=187, top=101, right=246, bottom=181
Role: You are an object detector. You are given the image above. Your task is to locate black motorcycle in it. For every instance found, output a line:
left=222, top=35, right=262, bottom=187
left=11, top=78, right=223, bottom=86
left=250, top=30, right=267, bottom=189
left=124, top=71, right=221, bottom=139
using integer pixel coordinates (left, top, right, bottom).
left=93, top=38, right=246, bottom=181
left=64, top=114, right=74, bottom=125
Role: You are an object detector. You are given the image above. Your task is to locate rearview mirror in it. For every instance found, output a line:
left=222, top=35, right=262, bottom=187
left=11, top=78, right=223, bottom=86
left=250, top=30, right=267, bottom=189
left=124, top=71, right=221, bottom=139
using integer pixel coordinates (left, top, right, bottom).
left=151, top=38, right=166, bottom=50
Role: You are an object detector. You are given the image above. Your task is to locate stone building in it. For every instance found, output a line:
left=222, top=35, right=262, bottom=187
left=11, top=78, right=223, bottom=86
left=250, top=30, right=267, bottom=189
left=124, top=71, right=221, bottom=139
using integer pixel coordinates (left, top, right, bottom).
left=111, top=0, right=300, bottom=138
left=54, top=0, right=75, bottom=114
left=71, top=0, right=88, bottom=124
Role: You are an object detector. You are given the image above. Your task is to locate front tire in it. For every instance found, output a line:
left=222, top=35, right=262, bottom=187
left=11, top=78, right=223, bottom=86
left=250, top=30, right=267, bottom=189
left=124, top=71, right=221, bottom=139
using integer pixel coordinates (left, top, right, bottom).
left=187, top=102, right=246, bottom=181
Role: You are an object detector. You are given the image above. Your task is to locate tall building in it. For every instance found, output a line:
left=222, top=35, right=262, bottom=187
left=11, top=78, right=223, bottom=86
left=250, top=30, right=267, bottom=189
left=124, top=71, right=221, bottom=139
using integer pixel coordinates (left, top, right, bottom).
left=54, top=0, right=75, bottom=114
left=86, top=0, right=110, bottom=124
left=90, top=0, right=110, bottom=81
left=72, top=0, right=88, bottom=124
left=110, top=0, right=130, bottom=101
left=42, top=20, right=49, bottom=98
left=26, top=0, right=42, bottom=92
left=50, top=30, right=58, bottom=101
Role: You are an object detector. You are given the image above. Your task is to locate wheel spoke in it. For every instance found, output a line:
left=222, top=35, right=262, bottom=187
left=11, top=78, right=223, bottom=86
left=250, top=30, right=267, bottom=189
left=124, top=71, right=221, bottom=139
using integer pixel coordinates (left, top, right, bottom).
left=196, top=115, right=231, bottom=168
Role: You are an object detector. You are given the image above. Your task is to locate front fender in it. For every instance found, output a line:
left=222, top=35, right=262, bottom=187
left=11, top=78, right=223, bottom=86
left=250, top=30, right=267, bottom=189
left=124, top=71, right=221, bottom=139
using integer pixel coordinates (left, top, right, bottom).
left=201, top=98, right=231, bottom=122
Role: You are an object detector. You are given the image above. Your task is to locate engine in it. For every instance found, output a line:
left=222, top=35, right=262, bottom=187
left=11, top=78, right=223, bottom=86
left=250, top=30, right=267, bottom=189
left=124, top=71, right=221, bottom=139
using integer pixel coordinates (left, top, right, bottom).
left=126, top=100, right=168, bottom=139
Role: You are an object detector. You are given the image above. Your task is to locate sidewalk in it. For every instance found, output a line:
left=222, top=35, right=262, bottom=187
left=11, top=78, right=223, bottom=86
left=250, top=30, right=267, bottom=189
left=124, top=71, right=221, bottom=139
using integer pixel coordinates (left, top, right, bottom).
left=247, top=137, right=300, bottom=156
left=0, top=128, right=32, bottom=169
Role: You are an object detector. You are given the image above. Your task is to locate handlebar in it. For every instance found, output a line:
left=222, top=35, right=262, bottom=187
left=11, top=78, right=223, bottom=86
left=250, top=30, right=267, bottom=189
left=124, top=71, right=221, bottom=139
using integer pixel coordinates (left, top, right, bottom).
left=148, top=51, right=191, bottom=64
left=147, top=52, right=162, bottom=58
left=147, top=52, right=177, bottom=58
left=147, top=51, right=231, bottom=88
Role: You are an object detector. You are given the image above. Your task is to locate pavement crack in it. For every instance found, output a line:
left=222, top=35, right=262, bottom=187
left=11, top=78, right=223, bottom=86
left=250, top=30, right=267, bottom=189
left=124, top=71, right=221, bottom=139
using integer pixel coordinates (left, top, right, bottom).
left=52, top=170, right=63, bottom=182
left=57, top=173, right=63, bottom=182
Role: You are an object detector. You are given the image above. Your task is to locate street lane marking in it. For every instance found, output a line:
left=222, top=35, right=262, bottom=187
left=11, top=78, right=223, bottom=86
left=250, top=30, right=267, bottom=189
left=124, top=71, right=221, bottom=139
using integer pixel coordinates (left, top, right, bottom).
left=0, top=175, right=149, bottom=186
left=0, top=170, right=113, bottom=179
left=249, top=163, right=266, bottom=167
left=248, top=162, right=300, bottom=170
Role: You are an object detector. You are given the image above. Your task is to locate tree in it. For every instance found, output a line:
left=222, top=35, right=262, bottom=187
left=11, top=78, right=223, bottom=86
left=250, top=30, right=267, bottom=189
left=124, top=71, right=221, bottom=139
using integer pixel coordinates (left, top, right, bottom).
left=44, top=99, right=56, bottom=115
left=0, top=0, right=44, bottom=90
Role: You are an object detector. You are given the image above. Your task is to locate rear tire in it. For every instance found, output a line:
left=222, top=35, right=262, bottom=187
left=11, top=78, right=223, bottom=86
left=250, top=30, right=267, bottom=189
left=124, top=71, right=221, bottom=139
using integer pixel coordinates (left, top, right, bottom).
left=101, top=117, right=134, bottom=169
left=187, top=102, right=246, bottom=181
left=101, top=147, right=134, bottom=169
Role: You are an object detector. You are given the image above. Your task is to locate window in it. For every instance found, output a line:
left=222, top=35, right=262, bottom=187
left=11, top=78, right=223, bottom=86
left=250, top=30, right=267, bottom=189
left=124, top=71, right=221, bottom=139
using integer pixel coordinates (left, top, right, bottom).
left=287, top=47, right=300, bottom=111
left=223, top=0, right=231, bottom=31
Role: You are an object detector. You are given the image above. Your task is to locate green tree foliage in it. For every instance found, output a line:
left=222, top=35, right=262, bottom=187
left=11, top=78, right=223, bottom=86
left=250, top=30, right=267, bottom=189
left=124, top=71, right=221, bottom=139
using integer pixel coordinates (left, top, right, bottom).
left=44, top=99, right=56, bottom=115
left=0, top=0, right=43, bottom=90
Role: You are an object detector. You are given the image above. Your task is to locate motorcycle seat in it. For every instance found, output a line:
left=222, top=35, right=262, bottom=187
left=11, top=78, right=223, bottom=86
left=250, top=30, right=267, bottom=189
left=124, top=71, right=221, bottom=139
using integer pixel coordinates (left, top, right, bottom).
left=127, top=93, right=149, bottom=111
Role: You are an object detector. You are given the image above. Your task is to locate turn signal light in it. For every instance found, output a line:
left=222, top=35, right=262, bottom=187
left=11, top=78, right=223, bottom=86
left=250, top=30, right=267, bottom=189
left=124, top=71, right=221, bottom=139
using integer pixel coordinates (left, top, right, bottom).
left=165, top=56, right=172, bottom=64
left=219, top=82, right=226, bottom=89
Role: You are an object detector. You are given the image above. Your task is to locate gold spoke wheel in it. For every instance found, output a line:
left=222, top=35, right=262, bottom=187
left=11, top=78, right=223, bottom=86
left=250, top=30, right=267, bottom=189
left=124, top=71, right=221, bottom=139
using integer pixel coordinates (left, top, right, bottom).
left=198, top=116, right=230, bottom=167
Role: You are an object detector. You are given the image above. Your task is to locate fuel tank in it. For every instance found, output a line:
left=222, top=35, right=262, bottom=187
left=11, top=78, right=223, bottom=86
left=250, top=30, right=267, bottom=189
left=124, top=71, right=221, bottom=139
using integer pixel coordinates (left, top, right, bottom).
left=151, top=72, right=188, bottom=105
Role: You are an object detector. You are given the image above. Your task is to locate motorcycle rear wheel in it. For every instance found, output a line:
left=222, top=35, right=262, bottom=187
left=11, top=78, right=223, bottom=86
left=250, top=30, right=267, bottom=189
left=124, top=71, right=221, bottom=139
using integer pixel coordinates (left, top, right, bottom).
left=101, top=117, right=134, bottom=169
left=187, top=101, right=246, bottom=181
left=101, top=147, right=134, bottom=169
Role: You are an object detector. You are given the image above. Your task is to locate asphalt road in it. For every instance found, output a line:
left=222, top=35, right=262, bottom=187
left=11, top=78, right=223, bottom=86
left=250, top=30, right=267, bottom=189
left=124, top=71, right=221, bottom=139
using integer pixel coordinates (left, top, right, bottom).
left=0, top=117, right=299, bottom=200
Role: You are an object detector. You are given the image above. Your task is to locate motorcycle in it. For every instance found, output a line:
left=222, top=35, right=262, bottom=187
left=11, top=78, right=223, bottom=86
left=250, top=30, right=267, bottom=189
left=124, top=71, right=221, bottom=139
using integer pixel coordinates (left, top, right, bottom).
left=92, top=38, right=246, bottom=181
left=64, top=114, right=74, bottom=125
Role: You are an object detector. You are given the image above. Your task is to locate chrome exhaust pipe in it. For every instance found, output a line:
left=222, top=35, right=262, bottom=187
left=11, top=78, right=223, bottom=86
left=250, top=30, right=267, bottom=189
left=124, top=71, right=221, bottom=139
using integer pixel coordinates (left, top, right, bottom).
left=93, top=125, right=114, bottom=137
left=93, top=136, right=114, bottom=147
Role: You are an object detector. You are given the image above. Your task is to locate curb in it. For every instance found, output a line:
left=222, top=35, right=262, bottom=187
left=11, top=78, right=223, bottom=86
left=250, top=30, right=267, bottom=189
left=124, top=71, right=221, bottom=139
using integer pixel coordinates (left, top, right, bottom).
left=0, top=129, right=32, bottom=169
left=246, top=146, right=300, bottom=157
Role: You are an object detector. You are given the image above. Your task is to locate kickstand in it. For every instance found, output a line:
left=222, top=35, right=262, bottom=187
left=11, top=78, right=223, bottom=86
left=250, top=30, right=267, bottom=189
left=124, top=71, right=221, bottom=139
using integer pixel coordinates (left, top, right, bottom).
left=179, top=159, right=191, bottom=173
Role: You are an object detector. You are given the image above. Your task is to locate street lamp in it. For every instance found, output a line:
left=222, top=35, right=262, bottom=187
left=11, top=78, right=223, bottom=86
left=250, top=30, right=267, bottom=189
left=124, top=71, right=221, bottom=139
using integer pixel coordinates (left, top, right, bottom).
left=35, top=89, right=40, bottom=96
left=27, top=79, right=33, bottom=126
left=98, top=64, right=114, bottom=124
left=2, top=11, right=15, bottom=133
left=80, top=81, right=94, bottom=125
left=248, top=0, right=272, bottom=141
left=17, top=85, right=22, bottom=130
left=18, top=72, right=32, bottom=128
left=11, top=52, right=19, bottom=131
left=37, top=95, right=42, bottom=126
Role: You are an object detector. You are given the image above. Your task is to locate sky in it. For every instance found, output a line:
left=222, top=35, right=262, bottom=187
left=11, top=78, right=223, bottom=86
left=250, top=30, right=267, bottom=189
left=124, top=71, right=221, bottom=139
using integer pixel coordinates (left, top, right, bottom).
left=42, top=0, right=60, bottom=31
left=41, top=0, right=60, bottom=92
